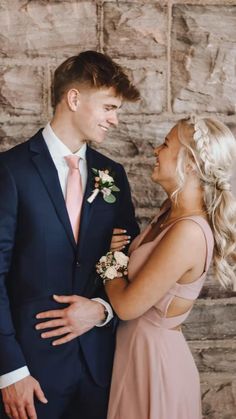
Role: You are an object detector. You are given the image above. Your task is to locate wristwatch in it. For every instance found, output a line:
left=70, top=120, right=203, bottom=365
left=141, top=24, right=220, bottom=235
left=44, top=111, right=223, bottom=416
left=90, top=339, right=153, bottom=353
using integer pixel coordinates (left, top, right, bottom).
left=91, top=297, right=113, bottom=327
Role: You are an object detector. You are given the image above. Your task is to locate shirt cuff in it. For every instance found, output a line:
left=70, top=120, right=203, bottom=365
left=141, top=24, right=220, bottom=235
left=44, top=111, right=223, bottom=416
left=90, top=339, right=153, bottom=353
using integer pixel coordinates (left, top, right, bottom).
left=0, top=366, right=30, bottom=389
left=91, top=298, right=113, bottom=327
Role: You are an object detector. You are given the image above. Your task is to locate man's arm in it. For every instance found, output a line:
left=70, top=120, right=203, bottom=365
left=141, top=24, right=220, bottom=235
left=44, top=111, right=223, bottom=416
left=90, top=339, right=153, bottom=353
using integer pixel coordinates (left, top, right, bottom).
left=115, top=163, right=140, bottom=244
left=0, top=162, right=47, bottom=418
left=94, top=160, right=140, bottom=326
left=0, top=162, right=26, bottom=375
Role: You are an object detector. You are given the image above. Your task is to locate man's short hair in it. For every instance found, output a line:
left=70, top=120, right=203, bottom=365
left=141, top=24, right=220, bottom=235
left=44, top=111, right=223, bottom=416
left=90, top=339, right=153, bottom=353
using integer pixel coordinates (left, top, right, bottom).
left=52, top=50, right=140, bottom=107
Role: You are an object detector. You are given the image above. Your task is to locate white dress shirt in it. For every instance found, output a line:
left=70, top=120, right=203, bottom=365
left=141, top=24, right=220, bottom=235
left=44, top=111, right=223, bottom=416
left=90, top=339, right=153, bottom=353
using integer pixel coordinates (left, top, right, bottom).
left=0, top=123, right=113, bottom=389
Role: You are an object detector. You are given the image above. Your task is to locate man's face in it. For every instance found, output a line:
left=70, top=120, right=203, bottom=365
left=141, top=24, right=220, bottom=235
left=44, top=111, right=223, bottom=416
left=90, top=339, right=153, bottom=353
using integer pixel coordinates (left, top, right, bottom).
left=73, top=87, right=122, bottom=144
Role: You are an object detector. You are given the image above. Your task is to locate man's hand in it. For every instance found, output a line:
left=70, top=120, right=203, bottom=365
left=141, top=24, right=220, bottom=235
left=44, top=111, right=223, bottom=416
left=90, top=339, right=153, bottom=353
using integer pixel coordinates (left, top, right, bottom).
left=110, top=228, right=130, bottom=251
left=1, top=375, right=47, bottom=419
left=35, top=295, right=105, bottom=346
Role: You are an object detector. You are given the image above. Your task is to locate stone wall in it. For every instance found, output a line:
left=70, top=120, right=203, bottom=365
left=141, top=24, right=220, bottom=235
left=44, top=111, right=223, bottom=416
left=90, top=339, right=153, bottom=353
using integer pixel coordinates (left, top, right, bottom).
left=0, top=1, right=236, bottom=417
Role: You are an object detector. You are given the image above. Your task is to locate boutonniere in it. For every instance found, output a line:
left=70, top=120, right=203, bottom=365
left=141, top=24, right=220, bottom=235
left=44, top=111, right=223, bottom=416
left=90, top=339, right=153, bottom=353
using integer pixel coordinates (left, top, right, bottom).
left=87, top=168, right=120, bottom=204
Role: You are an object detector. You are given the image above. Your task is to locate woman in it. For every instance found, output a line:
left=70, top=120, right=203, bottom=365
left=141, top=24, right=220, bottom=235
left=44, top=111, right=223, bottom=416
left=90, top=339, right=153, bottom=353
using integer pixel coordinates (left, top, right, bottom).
left=104, top=116, right=236, bottom=419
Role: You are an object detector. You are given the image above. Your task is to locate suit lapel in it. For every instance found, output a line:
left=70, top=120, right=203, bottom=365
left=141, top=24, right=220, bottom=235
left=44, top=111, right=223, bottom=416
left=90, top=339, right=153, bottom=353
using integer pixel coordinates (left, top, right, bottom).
left=29, top=132, right=76, bottom=249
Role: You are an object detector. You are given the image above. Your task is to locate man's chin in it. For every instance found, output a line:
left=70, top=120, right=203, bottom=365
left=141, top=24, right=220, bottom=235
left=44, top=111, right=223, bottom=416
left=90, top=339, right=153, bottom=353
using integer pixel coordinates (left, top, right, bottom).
left=90, top=136, right=107, bottom=144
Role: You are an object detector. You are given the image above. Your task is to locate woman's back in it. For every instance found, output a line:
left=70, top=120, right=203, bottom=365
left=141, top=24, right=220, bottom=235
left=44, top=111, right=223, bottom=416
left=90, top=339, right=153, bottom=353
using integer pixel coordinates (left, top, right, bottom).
left=128, top=215, right=214, bottom=327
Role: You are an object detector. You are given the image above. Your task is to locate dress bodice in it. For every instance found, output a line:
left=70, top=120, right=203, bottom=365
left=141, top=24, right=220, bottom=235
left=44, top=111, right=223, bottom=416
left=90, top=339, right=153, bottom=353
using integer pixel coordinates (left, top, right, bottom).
left=128, top=213, right=214, bottom=329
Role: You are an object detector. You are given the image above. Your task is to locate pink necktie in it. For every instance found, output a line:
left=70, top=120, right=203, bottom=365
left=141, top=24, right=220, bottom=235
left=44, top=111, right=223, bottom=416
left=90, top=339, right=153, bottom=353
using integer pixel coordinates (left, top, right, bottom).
left=65, top=155, right=83, bottom=242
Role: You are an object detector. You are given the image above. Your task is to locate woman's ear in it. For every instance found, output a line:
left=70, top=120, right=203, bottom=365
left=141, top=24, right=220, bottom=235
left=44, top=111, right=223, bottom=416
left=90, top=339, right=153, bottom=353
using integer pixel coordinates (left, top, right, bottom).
left=67, top=88, right=80, bottom=111
left=185, top=158, right=197, bottom=174
left=186, top=163, right=193, bottom=174
left=185, top=155, right=197, bottom=174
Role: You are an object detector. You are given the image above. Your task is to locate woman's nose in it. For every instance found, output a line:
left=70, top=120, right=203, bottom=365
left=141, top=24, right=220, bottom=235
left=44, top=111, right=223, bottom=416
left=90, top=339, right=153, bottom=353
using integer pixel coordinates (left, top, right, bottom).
left=154, top=147, right=159, bottom=157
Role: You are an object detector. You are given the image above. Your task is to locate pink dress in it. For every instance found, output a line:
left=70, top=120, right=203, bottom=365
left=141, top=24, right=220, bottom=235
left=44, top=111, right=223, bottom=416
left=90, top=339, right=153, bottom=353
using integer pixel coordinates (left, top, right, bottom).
left=107, top=214, right=214, bottom=419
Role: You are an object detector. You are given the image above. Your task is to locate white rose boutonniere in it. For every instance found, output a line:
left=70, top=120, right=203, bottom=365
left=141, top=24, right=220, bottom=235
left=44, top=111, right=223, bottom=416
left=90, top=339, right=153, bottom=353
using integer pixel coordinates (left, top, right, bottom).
left=87, top=168, right=120, bottom=204
left=98, top=170, right=114, bottom=183
left=96, top=250, right=129, bottom=284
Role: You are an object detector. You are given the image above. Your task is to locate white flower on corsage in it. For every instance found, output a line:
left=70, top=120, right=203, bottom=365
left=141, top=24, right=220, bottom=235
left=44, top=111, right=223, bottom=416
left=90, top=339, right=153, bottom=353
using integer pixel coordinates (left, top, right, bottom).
left=114, top=251, right=129, bottom=266
left=96, top=251, right=129, bottom=284
left=104, top=266, right=118, bottom=280
left=87, top=168, right=120, bottom=204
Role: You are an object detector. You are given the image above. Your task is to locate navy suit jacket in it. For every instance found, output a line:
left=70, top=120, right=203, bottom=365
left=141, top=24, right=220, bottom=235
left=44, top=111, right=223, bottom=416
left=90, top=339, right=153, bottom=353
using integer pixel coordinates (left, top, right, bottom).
left=0, top=130, right=139, bottom=391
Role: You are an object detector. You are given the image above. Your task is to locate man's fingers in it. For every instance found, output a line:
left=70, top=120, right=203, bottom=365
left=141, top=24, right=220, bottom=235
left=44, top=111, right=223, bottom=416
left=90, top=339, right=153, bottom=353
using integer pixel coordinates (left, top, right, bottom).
left=35, top=318, right=66, bottom=330
left=25, top=401, right=37, bottom=419
left=53, top=294, right=78, bottom=303
left=52, top=332, right=77, bottom=346
left=4, top=403, right=11, bottom=418
left=17, top=406, right=28, bottom=419
left=9, top=406, right=19, bottom=419
left=1, top=376, right=44, bottom=419
left=41, top=326, right=71, bottom=339
left=36, top=309, right=65, bottom=320
left=34, top=383, right=48, bottom=404
left=36, top=295, right=80, bottom=320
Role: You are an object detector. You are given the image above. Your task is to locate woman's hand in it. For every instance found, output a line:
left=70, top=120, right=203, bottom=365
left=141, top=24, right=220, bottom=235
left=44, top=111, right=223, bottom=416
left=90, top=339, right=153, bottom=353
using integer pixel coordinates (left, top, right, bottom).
left=110, top=228, right=130, bottom=251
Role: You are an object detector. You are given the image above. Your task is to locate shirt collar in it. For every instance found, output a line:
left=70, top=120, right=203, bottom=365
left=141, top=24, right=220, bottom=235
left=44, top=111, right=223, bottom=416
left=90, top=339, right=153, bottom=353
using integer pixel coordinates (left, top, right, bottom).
left=42, top=122, right=87, bottom=166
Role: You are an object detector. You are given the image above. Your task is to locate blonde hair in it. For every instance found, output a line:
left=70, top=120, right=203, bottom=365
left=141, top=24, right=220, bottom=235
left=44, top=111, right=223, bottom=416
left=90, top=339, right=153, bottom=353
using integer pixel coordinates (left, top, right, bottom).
left=175, top=117, right=236, bottom=290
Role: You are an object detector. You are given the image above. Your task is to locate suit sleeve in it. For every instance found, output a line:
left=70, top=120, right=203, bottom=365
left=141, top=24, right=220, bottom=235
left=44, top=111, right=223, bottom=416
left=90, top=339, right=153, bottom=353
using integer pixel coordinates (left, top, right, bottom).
left=0, top=162, right=27, bottom=375
left=115, top=163, right=140, bottom=243
left=91, top=163, right=139, bottom=324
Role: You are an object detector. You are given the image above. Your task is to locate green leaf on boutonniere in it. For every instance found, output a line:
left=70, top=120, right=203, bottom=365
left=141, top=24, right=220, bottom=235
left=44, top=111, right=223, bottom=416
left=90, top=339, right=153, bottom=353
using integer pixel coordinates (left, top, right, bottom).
left=92, top=168, right=98, bottom=175
left=104, top=193, right=116, bottom=203
left=111, top=185, right=120, bottom=192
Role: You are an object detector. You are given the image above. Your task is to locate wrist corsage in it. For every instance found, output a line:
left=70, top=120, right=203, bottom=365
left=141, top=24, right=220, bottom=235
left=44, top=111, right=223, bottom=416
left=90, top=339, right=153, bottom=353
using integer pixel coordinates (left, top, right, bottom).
left=96, top=251, right=129, bottom=285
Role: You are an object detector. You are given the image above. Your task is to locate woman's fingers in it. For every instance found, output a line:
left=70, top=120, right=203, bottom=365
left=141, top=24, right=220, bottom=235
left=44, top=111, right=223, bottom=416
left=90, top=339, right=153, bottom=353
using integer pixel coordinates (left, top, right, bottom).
left=112, top=228, right=127, bottom=235
left=110, top=228, right=130, bottom=251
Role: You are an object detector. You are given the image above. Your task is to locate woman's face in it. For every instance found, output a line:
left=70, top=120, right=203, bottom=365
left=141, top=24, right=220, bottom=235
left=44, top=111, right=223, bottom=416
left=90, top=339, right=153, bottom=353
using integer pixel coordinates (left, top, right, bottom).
left=152, top=125, right=182, bottom=189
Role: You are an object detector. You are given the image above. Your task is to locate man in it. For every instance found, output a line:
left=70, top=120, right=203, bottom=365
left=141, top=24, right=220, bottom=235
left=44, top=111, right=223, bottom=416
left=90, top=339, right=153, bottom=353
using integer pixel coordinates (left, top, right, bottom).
left=0, top=51, right=140, bottom=419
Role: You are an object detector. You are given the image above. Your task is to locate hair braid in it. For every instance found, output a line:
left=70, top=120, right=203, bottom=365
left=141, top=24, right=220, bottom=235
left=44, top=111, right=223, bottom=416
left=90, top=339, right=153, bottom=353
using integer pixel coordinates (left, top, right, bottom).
left=177, top=117, right=236, bottom=290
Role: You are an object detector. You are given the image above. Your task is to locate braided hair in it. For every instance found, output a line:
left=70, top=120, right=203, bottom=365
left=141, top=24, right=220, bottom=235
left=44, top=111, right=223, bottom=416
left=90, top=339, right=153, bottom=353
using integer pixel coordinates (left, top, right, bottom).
left=175, top=116, right=236, bottom=290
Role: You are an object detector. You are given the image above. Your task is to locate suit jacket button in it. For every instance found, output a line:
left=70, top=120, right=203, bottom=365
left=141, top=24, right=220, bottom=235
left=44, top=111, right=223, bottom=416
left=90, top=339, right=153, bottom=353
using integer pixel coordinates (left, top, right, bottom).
left=76, top=261, right=81, bottom=267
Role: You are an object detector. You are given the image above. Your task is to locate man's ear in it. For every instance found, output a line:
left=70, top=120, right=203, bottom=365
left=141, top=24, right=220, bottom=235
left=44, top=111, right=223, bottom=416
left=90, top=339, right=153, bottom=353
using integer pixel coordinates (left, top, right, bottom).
left=67, top=88, right=80, bottom=111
